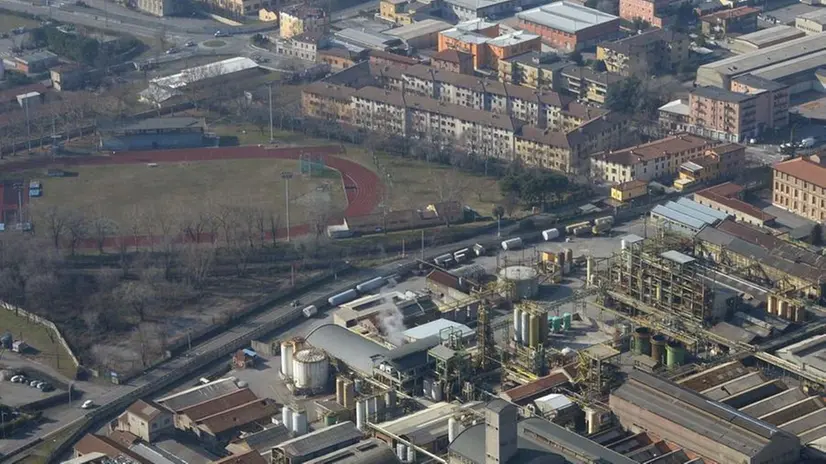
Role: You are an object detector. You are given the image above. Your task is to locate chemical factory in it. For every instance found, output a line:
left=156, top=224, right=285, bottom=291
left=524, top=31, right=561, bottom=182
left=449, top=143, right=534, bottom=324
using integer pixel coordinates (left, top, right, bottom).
left=87, top=208, right=826, bottom=464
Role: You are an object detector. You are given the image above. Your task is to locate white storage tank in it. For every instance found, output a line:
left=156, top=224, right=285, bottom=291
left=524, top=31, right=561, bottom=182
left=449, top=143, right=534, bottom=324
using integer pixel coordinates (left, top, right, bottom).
left=396, top=443, right=406, bottom=461
left=542, top=228, right=560, bottom=241
left=520, top=311, right=529, bottom=345
left=292, top=410, right=308, bottom=436
left=292, top=348, right=330, bottom=392
left=513, top=307, right=522, bottom=343
left=501, top=237, right=523, bottom=250
left=498, top=266, right=539, bottom=299
left=356, top=400, right=366, bottom=431
left=281, top=341, right=294, bottom=378
left=282, top=405, right=293, bottom=431
left=452, top=263, right=486, bottom=279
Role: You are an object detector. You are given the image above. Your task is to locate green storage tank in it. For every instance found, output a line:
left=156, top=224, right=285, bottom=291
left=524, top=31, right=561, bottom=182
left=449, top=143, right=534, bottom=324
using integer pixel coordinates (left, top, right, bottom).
left=551, top=316, right=562, bottom=333
left=666, top=341, right=685, bottom=368
left=633, top=327, right=651, bottom=356
left=324, top=414, right=338, bottom=426
left=562, top=312, right=572, bottom=331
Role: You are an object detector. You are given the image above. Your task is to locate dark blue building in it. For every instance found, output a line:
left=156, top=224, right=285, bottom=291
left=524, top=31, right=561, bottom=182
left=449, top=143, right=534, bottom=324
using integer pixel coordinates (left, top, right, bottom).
left=100, top=117, right=207, bottom=151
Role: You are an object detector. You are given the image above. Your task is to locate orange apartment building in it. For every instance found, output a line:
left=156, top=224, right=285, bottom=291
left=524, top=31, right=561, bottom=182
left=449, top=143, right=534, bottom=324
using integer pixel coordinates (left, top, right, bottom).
left=437, top=19, right=540, bottom=69
left=301, top=82, right=356, bottom=123
left=688, top=86, right=758, bottom=143
left=619, top=0, right=674, bottom=28
left=730, top=74, right=789, bottom=131
left=773, top=156, right=826, bottom=222
left=516, top=1, right=620, bottom=51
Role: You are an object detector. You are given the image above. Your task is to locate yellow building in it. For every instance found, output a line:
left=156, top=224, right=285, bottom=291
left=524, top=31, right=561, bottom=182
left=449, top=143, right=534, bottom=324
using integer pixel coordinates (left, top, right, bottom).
left=279, top=5, right=328, bottom=39
left=498, top=51, right=567, bottom=90
left=259, top=8, right=278, bottom=22
left=674, top=143, right=746, bottom=191
left=773, top=156, right=826, bottom=222
left=596, top=28, right=689, bottom=77
left=611, top=180, right=648, bottom=202
left=379, top=0, right=418, bottom=24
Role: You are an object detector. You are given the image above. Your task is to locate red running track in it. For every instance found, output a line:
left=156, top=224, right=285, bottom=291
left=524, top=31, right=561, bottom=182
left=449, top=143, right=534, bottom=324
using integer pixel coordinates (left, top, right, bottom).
left=1, top=145, right=383, bottom=247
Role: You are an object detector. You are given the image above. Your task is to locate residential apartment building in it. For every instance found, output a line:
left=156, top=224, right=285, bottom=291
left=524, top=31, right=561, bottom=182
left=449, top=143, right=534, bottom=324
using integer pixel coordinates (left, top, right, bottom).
left=658, top=99, right=690, bottom=133
left=700, top=6, right=759, bottom=35
left=688, top=86, right=758, bottom=142
left=136, top=0, right=178, bottom=16
left=369, top=50, right=420, bottom=69
left=319, top=48, right=365, bottom=70
left=205, top=0, right=273, bottom=16
left=273, top=32, right=327, bottom=62
left=611, top=179, right=648, bottom=202
left=111, top=400, right=173, bottom=443
left=673, top=142, right=746, bottom=190
left=379, top=0, right=417, bottom=24
left=596, top=28, right=689, bottom=77
left=302, top=82, right=356, bottom=123
left=558, top=64, right=623, bottom=105
left=498, top=51, right=568, bottom=90
left=431, top=49, right=474, bottom=75
left=696, top=181, right=775, bottom=226
left=437, top=20, right=540, bottom=70
left=730, top=74, right=789, bottom=130
left=618, top=0, right=674, bottom=28
left=516, top=2, right=620, bottom=52
left=279, top=4, right=329, bottom=39
left=591, top=133, right=715, bottom=183
left=773, top=156, right=826, bottom=222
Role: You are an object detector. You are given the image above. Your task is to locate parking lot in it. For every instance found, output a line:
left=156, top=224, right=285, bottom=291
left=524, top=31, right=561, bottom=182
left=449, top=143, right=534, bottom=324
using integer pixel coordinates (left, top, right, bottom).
left=1, top=374, right=63, bottom=408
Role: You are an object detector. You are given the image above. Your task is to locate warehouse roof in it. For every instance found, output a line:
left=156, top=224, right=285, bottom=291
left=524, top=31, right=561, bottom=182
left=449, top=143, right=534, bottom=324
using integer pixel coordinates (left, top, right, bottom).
left=157, top=378, right=241, bottom=413
left=732, top=73, right=788, bottom=91
left=675, top=197, right=731, bottom=222
left=751, top=49, right=826, bottom=81
left=377, top=402, right=484, bottom=445
left=229, top=424, right=291, bottom=452
left=402, top=319, right=474, bottom=341
left=179, top=388, right=258, bottom=422
left=335, top=28, right=401, bottom=49
left=304, top=438, right=400, bottom=464
left=797, top=8, right=826, bottom=25
left=198, top=399, right=278, bottom=435
left=517, top=2, right=618, bottom=34
left=126, top=400, right=165, bottom=422
left=612, top=371, right=797, bottom=458
left=733, top=26, right=803, bottom=48
left=449, top=415, right=637, bottom=464
left=599, top=28, right=683, bottom=56
left=651, top=204, right=708, bottom=230
left=700, top=6, right=759, bottom=22
left=443, top=0, right=513, bottom=10
left=385, top=19, right=452, bottom=40
left=213, top=450, right=267, bottom=464
left=699, top=34, right=826, bottom=79
left=275, top=422, right=363, bottom=459
left=500, top=367, right=574, bottom=403
left=306, top=324, right=389, bottom=374
left=664, top=200, right=721, bottom=225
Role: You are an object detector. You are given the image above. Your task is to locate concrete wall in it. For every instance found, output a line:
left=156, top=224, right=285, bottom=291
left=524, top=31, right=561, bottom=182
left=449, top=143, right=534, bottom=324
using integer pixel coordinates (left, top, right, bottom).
left=100, top=133, right=206, bottom=151
left=0, top=301, right=81, bottom=377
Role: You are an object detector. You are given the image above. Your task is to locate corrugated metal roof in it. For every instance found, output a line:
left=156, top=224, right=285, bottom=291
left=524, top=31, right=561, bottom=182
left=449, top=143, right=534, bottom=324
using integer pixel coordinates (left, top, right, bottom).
left=660, top=250, right=696, bottom=265
left=664, top=201, right=719, bottom=225
left=402, top=319, right=473, bottom=341
left=276, top=422, right=363, bottom=458
left=303, top=438, right=401, bottom=464
left=156, top=378, right=240, bottom=413
left=517, top=2, right=618, bottom=34
left=306, top=324, right=389, bottom=374
left=651, top=205, right=707, bottom=230
left=675, top=197, right=730, bottom=222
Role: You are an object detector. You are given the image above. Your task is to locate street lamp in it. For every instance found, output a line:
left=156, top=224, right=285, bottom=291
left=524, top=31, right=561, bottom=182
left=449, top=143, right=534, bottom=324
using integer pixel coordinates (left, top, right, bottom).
left=281, top=171, right=293, bottom=242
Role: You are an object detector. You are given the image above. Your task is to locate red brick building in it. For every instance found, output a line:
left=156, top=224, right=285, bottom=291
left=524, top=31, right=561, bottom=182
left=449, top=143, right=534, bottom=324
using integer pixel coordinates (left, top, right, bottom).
left=516, top=1, right=620, bottom=51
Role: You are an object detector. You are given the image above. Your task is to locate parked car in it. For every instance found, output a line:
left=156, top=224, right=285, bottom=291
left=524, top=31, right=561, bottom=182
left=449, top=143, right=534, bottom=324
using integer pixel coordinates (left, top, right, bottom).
left=185, top=40, right=196, bottom=47
left=29, top=380, right=40, bottom=387
left=10, top=375, right=24, bottom=383
left=38, top=383, right=53, bottom=392
left=81, top=400, right=94, bottom=409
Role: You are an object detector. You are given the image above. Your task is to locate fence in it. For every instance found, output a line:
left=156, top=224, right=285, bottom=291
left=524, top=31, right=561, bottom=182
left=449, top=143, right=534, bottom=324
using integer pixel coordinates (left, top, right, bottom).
left=0, top=301, right=81, bottom=377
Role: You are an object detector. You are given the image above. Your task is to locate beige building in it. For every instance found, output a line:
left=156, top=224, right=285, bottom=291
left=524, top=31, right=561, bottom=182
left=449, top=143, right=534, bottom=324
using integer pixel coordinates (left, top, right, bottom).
left=795, top=9, right=826, bottom=34
left=136, top=0, right=177, bottom=16
left=279, top=4, right=328, bottom=39
left=273, top=31, right=327, bottom=62
left=773, top=156, right=826, bottom=222
left=206, top=0, right=274, bottom=16
left=688, top=83, right=787, bottom=143
left=596, top=28, right=689, bottom=77
left=730, top=74, right=789, bottom=131
left=591, top=133, right=714, bottom=184
left=302, top=82, right=356, bottom=123
left=498, top=51, right=567, bottom=91
left=558, top=64, right=623, bottom=105
left=112, top=400, right=172, bottom=443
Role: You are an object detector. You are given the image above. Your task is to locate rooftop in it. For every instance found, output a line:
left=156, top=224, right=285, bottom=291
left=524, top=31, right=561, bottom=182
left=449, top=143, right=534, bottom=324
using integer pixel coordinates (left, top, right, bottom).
left=596, top=133, right=712, bottom=165
left=659, top=98, right=690, bottom=116
left=402, top=318, right=474, bottom=341
left=487, top=30, right=541, bottom=48
left=443, top=0, right=515, bottom=11
left=517, top=1, right=618, bottom=34
left=731, top=73, right=788, bottom=91
left=751, top=48, right=826, bottom=82
left=651, top=204, right=708, bottom=230
left=117, top=117, right=205, bottom=132
left=275, top=421, right=363, bottom=459
left=157, top=378, right=241, bottom=413
left=335, top=28, right=401, bottom=49
left=15, top=50, right=57, bottom=63
left=305, top=324, right=389, bottom=374
left=126, top=400, right=165, bottom=422
left=733, top=25, right=804, bottom=48
left=228, top=424, right=291, bottom=452
left=500, top=367, right=574, bottom=403
left=304, top=438, right=400, bottom=464
left=385, top=19, right=452, bottom=40
left=376, top=402, right=483, bottom=445
left=700, top=6, right=759, bottom=21
left=213, top=450, right=268, bottom=464
left=197, top=399, right=278, bottom=435
left=691, top=85, right=756, bottom=103
left=774, top=156, right=826, bottom=189
left=694, top=183, right=775, bottom=222
left=599, top=28, right=684, bottom=56
left=699, top=34, right=826, bottom=79
left=505, top=51, right=568, bottom=70
left=74, top=434, right=149, bottom=464
left=431, top=49, right=471, bottom=63
left=178, top=388, right=259, bottom=422
left=797, top=7, right=826, bottom=24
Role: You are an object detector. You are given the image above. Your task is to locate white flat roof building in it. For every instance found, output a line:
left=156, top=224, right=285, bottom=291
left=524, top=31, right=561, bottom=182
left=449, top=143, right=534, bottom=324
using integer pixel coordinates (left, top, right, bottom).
left=517, top=1, right=618, bottom=34
left=139, top=57, right=259, bottom=104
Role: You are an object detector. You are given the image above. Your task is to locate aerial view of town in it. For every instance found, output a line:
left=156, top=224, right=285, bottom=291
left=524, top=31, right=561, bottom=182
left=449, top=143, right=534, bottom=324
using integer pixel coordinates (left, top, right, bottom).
left=1, top=0, right=826, bottom=462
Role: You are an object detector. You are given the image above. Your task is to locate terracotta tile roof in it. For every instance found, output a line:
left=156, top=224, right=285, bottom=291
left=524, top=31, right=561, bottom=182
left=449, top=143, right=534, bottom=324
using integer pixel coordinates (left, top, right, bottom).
left=369, top=49, right=419, bottom=65
left=699, top=181, right=744, bottom=198
left=595, top=133, right=712, bottom=166
left=427, top=269, right=466, bottom=291
left=696, top=189, right=775, bottom=222
left=197, top=399, right=278, bottom=436
left=0, top=82, right=48, bottom=103
left=432, top=49, right=470, bottom=63
left=304, top=82, right=356, bottom=100
left=213, top=450, right=268, bottom=464
left=107, top=430, right=140, bottom=448
left=700, top=6, right=759, bottom=21
left=717, top=219, right=781, bottom=249
left=773, top=157, right=826, bottom=189
left=74, top=434, right=150, bottom=463
left=126, top=399, right=164, bottom=422
left=616, top=179, right=648, bottom=190
left=180, top=388, right=259, bottom=422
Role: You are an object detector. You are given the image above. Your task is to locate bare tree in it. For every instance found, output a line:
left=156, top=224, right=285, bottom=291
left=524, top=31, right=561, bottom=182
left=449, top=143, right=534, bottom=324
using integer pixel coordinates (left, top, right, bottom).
left=91, top=214, right=119, bottom=254
left=39, top=205, right=69, bottom=249
left=179, top=242, right=216, bottom=288
left=65, top=210, right=89, bottom=256
left=115, top=281, right=156, bottom=322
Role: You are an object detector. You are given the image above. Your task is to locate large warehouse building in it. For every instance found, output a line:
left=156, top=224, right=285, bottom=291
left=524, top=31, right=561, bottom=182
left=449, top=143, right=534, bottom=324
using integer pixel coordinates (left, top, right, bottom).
left=696, top=34, right=826, bottom=94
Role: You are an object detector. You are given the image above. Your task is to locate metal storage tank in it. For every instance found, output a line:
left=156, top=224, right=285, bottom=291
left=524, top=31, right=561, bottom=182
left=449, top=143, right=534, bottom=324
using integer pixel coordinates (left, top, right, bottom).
left=666, top=341, right=686, bottom=368
left=633, top=327, right=651, bottom=356
left=498, top=266, right=539, bottom=299
left=356, top=400, right=366, bottom=430
left=562, top=312, right=572, bottom=331
left=407, top=447, right=415, bottom=463
left=281, top=341, right=295, bottom=377
left=292, top=348, right=330, bottom=391
left=539, top=314, right=549, bottom=341
left=551, top=316, right=562, bottom=333
left=356, top=277, right=386, bottom=293
left=396, top=443, right=406, bottom=461
left=501, top=237, right=523, bottom=250
left=282, top=405, right=293, bottom=431
left=520, top=311, right=530, bottom=345
left=651, top=335, right=666, bottom=364
left=453, top=264, right=486, bottom=279
left=513, top=307, right=522, bottom=343
left=432, top=381, right=443, bottom=401
left=292, top=410, right=308, bottom=435
left=328, top=289, right=358, bottom=306
left=542, top=228, right=560, bottom=241
left=529, top=314, right=539, bottom=347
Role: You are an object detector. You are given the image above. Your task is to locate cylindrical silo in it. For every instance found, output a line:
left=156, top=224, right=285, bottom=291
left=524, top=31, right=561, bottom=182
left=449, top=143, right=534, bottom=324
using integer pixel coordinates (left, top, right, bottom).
left=356, top=400, right=366, bottom=430
left=448, top=417, right=459, bottom=443
left=565, top=248, right=573, bottom=264
left=336, top=377, right=345, bottom=405
left=432, top=381, right=443, bottom=401
left=586, top=256, right=594, bottom=285
left=292, top=348, right=330, bottom=392
left=633, top=327, right=651, bottom=356
left=407, top=447, right=415, bottom=463
left=768, top=295, right=778, bottom=315
left=385, top=389, right=397, bottom=409
left=498, top=266, right=539, bottom=300
left=397, top=443, right=406, bottom=461
left=513, top=307, right=522, bottom=343
left=529, top=314, right=539, bottom=347
left=292, top=410, right=308, bottom=436
left=651, top=335, right=666, bottom=365
left=539, top=314, right=549, bottom=341
left=551, top=316, right=562, bottom=333
left=666, top=341, right=686, bottom=368
left=562, top=312, right=572, bottom=331
left=281, top=341, right=294, bottom=378
left=520, top=311, right=529, bottom=346
left=282, top=405, right=293, bottom=431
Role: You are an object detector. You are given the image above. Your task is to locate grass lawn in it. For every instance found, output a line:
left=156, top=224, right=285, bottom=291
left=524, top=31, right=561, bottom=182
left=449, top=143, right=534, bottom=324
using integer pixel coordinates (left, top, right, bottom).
left=212, top=123, right=504, bottom=216
left=0, top=13, right=38, bottom=32
left=29, top=158, right=348, bottom=228
left=0, top=307, right=77, bottom=379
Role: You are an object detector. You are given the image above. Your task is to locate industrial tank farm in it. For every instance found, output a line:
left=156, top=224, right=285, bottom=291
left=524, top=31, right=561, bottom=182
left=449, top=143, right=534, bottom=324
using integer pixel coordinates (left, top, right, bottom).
left=498, top=265, right=539, bottom=300
left=292, top=348, right=330, bottom=393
